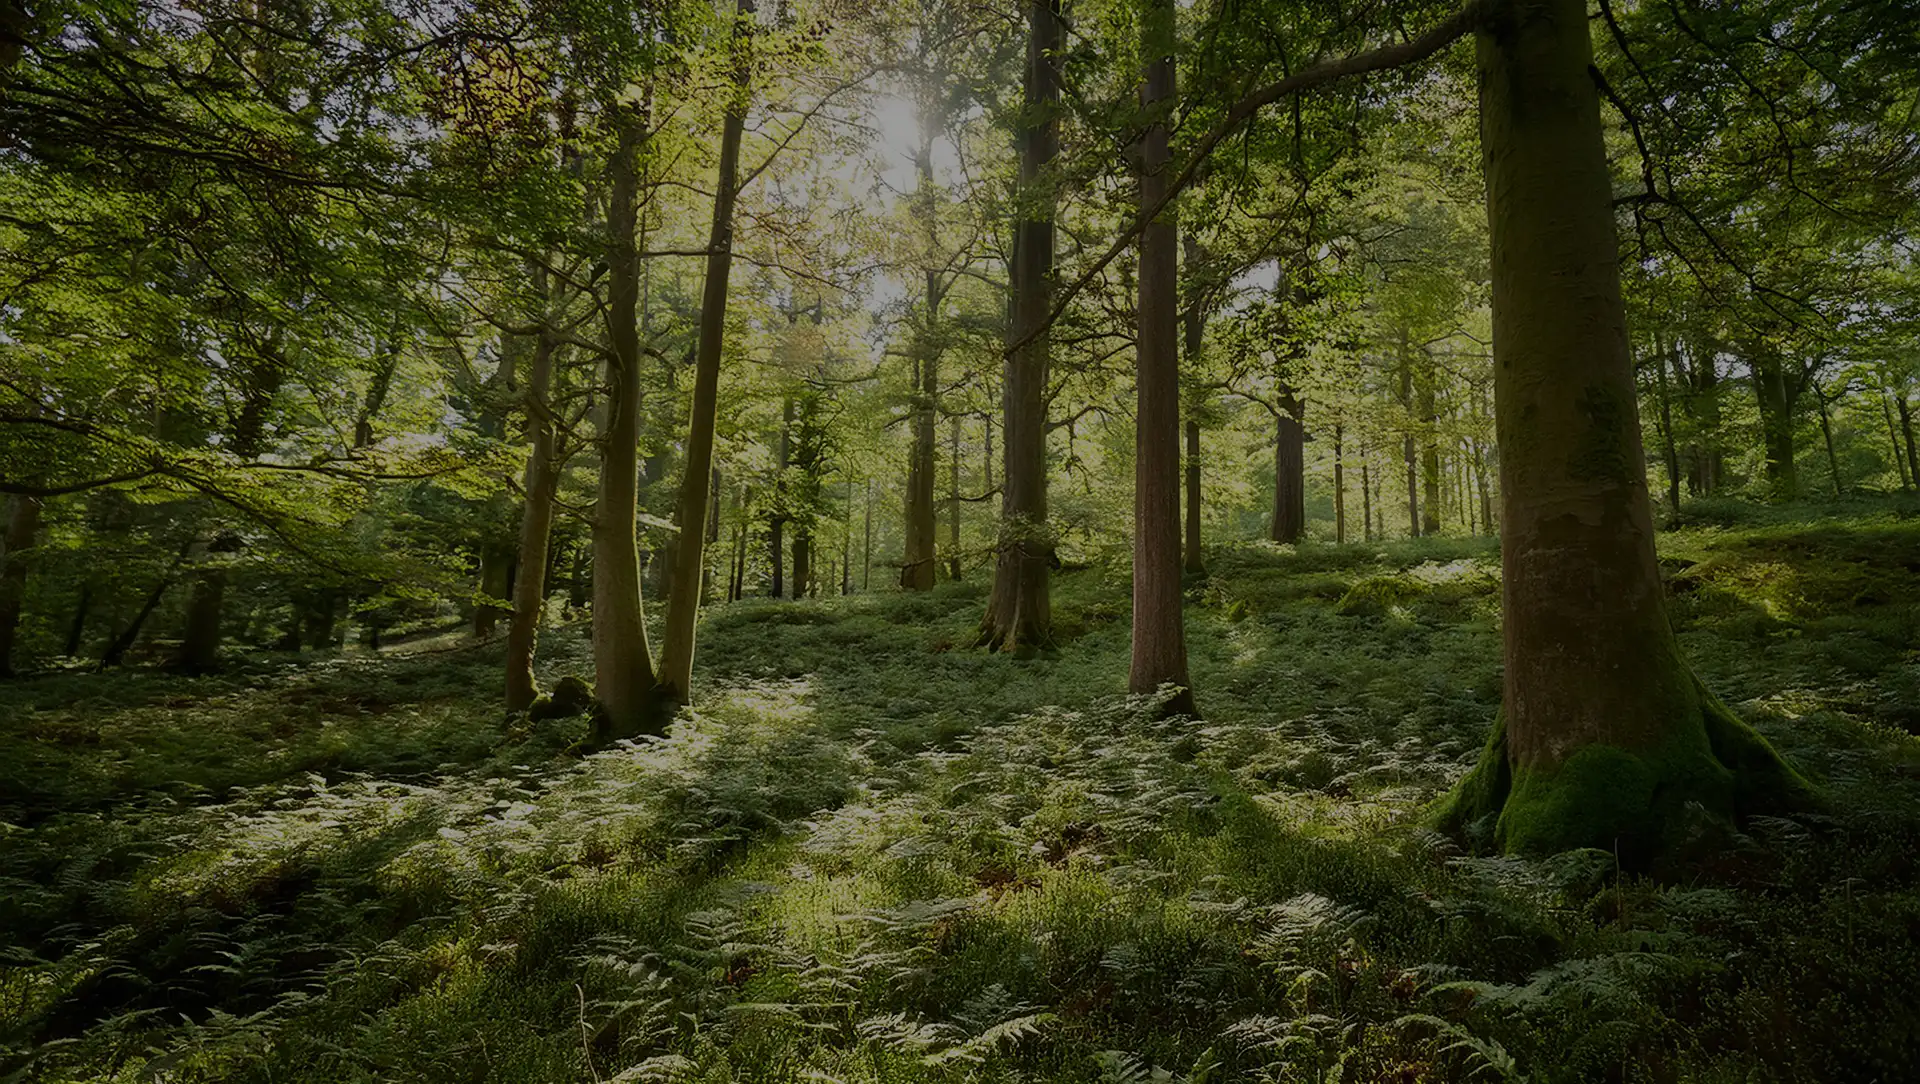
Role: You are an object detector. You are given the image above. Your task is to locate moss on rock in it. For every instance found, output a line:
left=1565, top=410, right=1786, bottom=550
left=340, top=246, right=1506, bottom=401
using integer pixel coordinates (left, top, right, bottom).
left=1334, top=575, right=1425, bottom=617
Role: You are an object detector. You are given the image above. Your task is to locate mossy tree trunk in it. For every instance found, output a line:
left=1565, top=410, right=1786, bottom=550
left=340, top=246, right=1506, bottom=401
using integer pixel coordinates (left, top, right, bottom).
left=1437, top=0, right=1808, bottom=866
left=1127, top=0, right=1194, bottom=717
left=981, top=0, right=1061, bottom=651
left=592, top=107, right=661, bottom=743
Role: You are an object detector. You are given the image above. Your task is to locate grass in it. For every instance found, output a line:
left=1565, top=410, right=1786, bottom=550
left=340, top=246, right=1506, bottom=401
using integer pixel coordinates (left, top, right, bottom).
left=3, top=507, right=1920, bottom=1082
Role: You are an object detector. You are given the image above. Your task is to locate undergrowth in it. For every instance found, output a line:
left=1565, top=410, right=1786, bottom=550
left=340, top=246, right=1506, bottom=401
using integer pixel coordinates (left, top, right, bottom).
left=3, top=512, right=1919, bottom=1082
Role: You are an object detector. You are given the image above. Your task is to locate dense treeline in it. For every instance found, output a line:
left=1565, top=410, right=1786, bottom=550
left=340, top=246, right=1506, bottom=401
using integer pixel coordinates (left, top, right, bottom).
left=3, top=1, right=1920, bottom=853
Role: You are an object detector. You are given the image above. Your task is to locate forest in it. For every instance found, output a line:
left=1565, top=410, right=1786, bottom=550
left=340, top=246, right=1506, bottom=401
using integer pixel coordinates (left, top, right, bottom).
left=3, top=0, right=1920, bottom=1079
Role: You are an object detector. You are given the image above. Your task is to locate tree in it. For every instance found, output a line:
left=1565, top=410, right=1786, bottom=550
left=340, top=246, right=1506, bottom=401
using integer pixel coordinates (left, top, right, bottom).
left=1127, top=0, right=1193, bottom=716
left=981, top=0, right=1062, bottom=651
left=1435, top=0, right=1809, bottom=866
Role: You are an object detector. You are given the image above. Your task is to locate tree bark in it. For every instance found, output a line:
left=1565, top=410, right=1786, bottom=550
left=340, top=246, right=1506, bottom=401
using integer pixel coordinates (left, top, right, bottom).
left=1813, top=379, right=1843, bottom=498
left=981, top=0, right=1062, bottom=651
left=0, top=494, right=42, bottom=676
left=1128, top=0, right=1194, bottom=717
left=1895, top=392, right=1920, bottom=488
left=1269, top=391, right=1306, bottom=544
left=946, top=413, right=963, bottom=580
left=1399, top=338, right=1420, bottom=537
left=901, top=101, right=944, bottom=593
left=1750, top=351, right=1799, bottom=499
left=1653, top=340, right=1683, bottom=527
left=592, top=108, right=661, bottom=742
left=1438, top=0, right=1807, bottom=865
left=1882, top=390, right=1912, bottom=490
left=1361, top=459, right=1374, bottom=542
left=506, top=319, right=561, bottom=713
left=1333, top=424, right=1346, bottom=544
left=1419, top=366, right=1442, bottom=535
left=61, top=585, right=90, bottom=659
left=657, top=1, right=750, bottom=703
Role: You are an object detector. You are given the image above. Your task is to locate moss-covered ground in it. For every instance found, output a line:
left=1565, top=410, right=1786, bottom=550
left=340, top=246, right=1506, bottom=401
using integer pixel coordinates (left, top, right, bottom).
left=5, top=500, right=1920, bottom=1082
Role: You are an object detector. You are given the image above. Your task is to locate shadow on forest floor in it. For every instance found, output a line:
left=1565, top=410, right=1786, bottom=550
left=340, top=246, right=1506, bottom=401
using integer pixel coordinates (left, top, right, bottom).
left=5, top=512, right=1920, bottom=1082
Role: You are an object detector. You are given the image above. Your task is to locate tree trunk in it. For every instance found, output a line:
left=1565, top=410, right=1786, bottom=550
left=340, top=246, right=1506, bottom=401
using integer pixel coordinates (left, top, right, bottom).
left=102, top=542, right=190, bottom=669
left=1653, top=340, right=1683, bottom=527
left=946, top=412, right=963, bottom=580
left=1361, top=459, right=1374, bottom=542
left=1750, top=352, right=1799, bottom=499
left=657, top=6, right=749, bottom=702
left=981, top=0, right=1062, bottom=651
left=1269, top=392, right=1306, bottom=544
left=1184, top=417, right=1205, bottom=571
left=1896, top=392, right=1920, bottom=488
left=1399, top=340, right=1420, bottom=537
left=1438, top=0, right=1807, bottom=866
left=901, top=107, right=944, bottom=593
left=1127, top=0, right=1194, bottom=717
left=1333, top=425, right=1346, bottom=544
left=1882, top=390, right=1912, bottom=490
left=507, top=322, right=561, bottom=713
left=1813, top=380, right=1843, bottom=498
left=862, top=478, right=874, bottom=592
left=64, top=584, right=92, bottom=659
left=593, top=108, right=661, bottom=742
left=0, top=494, right=42, bottom=677
left=176, top=537, right=229, bottom=674
left=1419, top=367, right=1442, bottom=535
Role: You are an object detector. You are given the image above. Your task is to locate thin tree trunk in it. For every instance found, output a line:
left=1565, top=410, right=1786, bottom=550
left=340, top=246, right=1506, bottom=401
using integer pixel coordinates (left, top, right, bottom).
left=1896, top=392, right=1920, bottom=488
left=1419, top=366, right=1442, bottom=535
left=506, top=319, right=561, bottom=713
left=1333, top=424, right=1346, bottom=544
left=1653, top=339, right=1683, bottom=527
left=1440, top=0, right=1806, bottom=864
left=658, top=6, right=750, bottom=702
left=0, top=494, right=42, bottom=676
left=901, top=105, right=944, bottom=592
left=1399, top=336, right=1420, bottom=537
left=947, top=412, right=963, bottom=580
left=1882, top=390, right=1912, bottom=490
left=1813, top=380, right=1843, bottom=497
left=981, top=0, right=1062, bottom=651
left=1361, top=459, right=1373, bottom=542
left=1128, top=0, right=1194, bottom=717
left=102, top=541, right=191, bottom=669
left=593, top=108, right=661, bottom=742
left=64, top=584, right=91, bottom=659
left=1182, top=257, right=1206, bottom=574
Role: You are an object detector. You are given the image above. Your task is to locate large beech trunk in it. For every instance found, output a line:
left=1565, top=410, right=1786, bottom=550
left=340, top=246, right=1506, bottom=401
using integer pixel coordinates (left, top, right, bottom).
left=506, top=321, right=561, bottom=713
left=0, top=494, right=42, bottom=676
left=980, top=0, right=1062, bottom=651
left=657, top=5, right=749, bottom=703
left=1127, top=0, right=1193, bottom=717
left=1269, top=389, right=1305, bottom=544
left=1437, top=0, right=1807, bottom=866
left=592, top=109, right=661, bottom=742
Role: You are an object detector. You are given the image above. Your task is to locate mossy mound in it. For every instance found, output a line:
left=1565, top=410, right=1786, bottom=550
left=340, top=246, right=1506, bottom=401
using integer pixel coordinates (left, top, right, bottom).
left=1433, top=677, right=1819, bottom=872
left=528, top=674, right=594, bottom=722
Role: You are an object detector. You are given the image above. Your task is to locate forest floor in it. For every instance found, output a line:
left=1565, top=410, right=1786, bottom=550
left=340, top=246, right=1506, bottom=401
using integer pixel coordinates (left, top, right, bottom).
left=5, top=500, right=1920, bottom=1084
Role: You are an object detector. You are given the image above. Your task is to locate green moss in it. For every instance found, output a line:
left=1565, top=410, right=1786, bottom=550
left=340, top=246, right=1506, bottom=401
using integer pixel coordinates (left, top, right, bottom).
left=528, top=674, right=593, bottom=722
left=1432, top=675, right=1820, bottom=870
